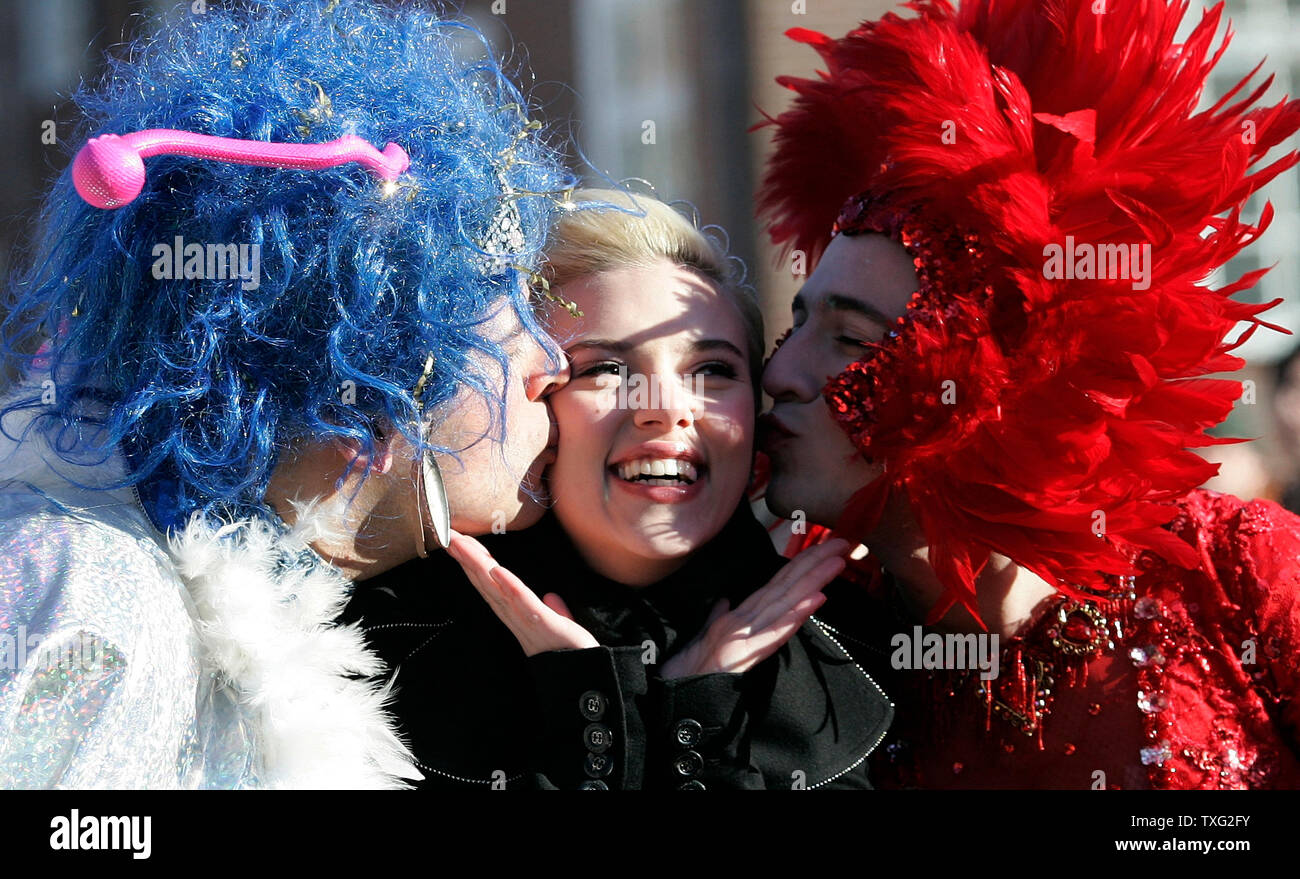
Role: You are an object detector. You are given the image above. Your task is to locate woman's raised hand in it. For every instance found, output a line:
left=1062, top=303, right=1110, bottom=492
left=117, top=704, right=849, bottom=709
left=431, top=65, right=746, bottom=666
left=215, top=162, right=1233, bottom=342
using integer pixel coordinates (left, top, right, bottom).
left=447, top=531, right=600, bottom=657
left=660, top=539, right=850, bottom=680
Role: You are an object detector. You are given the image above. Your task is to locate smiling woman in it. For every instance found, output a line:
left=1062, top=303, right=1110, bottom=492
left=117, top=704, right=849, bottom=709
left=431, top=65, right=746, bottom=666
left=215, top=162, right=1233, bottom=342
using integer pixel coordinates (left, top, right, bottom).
left=540, top=190, right=761, bottom=586
left=548, top=261, right=753, bottom=587
left=346, top=189, right=895, bottom=789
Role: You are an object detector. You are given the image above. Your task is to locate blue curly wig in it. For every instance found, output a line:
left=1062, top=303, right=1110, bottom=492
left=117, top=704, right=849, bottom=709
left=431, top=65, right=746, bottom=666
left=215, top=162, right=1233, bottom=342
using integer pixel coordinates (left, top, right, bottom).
left=0, top=0, right=575, bottom=529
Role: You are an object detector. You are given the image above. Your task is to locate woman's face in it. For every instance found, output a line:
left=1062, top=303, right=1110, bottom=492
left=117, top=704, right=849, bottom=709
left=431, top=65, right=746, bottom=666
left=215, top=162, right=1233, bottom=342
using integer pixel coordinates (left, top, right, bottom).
left=546, top=259, right=756, bottom=585
left=429, top=302, right=569, bottom=536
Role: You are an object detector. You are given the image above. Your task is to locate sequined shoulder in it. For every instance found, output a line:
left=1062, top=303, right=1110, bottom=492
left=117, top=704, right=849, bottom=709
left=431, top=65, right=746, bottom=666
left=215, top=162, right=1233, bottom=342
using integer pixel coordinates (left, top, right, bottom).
left=0, top=507, right=201, bottom=788
left=1175, top=489, right=1300, bottom=617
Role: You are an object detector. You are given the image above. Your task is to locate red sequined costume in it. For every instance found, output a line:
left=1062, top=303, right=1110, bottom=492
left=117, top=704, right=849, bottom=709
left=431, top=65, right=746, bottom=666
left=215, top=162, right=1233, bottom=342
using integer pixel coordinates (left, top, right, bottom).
left=849, top=489, right=1300, bottom=789
left=758, top=0, right=1300, bottom=788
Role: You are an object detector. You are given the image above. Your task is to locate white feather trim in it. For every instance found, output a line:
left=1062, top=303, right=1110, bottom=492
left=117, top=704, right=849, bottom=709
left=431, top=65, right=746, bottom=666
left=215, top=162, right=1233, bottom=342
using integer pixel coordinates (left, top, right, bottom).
left=167, top=502, right=421, bottom=789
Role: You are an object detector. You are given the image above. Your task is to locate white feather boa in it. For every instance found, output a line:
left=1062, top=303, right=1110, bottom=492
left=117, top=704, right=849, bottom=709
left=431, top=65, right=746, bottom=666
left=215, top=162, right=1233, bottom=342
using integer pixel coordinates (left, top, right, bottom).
left=167, top=504, right=421, bottom=789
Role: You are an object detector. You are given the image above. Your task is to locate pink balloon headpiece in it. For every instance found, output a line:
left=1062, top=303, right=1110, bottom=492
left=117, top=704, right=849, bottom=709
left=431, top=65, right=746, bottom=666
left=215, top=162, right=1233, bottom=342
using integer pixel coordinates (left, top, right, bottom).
left=72, top=129, right=410, bottom=209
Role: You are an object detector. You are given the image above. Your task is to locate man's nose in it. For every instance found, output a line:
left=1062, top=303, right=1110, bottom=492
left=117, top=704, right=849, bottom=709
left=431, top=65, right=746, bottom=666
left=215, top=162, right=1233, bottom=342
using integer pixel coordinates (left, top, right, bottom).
left=762, top=326, right=813, bottom=402
left=525, top=340, right=570, bottom=401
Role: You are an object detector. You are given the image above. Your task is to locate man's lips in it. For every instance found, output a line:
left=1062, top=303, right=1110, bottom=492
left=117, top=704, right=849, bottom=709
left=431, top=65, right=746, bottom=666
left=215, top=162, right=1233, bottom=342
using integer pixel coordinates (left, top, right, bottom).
left=757, top=412, right=797, bottom=448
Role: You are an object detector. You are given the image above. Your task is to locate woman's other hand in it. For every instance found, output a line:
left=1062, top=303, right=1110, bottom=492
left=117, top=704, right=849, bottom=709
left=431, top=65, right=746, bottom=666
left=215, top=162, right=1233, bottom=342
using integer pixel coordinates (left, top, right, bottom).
left=447, top=531, right=600, bottom=656
left=660, top=538, right=850, bottom=679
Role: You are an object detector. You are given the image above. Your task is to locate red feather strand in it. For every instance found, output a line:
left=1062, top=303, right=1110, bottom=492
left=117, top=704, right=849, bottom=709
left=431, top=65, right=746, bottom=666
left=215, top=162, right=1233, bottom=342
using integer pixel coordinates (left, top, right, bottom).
left=757, top=0, right=1300, bottom=623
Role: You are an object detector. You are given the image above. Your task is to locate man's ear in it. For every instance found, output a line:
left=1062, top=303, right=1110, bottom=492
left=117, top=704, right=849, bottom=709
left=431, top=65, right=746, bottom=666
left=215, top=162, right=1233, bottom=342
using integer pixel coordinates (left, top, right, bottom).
left=330, top=425, right=396, bottom=476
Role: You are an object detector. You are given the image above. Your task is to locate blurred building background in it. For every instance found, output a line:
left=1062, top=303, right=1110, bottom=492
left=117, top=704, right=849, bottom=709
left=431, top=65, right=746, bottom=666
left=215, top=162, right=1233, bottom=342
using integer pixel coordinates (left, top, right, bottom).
left=1, top=0, right=1298, bottom=505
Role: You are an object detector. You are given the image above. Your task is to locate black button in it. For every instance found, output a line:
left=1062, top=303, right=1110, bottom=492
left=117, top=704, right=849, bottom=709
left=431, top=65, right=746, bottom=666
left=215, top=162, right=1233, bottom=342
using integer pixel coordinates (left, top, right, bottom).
left=678, top=780, right=706, bottom=790
left=584, top=752, right=614, bottom=778
left=674, top=718, right=703, bottom=747
left=674, top=750, right=703, bottom=777
left=579, top=690, right=606, bottom=721
left=578, top=780, right=609, bottom=790
left=584, top=723, right=613, bottom=754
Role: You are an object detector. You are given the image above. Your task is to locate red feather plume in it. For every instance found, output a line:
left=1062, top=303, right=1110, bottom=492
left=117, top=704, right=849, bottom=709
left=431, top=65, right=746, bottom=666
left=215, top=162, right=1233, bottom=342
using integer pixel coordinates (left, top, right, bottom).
left=758, top=0, right=1300, bottom=622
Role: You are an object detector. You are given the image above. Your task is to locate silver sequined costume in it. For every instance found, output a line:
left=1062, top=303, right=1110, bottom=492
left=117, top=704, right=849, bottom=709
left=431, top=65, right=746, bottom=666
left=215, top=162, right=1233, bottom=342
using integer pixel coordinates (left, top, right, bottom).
left=0, top=390, right=419, bottom=788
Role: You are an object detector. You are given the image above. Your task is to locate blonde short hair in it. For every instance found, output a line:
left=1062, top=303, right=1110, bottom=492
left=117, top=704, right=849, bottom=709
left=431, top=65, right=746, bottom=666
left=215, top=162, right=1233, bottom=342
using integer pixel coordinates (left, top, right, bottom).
left=544, top=189, right=764, bottom=392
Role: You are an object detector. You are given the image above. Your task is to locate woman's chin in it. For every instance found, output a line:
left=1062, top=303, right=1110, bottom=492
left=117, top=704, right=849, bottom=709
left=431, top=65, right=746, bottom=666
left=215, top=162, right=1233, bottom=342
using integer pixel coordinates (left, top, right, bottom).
left=605, top=482, right=741, bottom=556
left=612, top=514, right=724, bottom=562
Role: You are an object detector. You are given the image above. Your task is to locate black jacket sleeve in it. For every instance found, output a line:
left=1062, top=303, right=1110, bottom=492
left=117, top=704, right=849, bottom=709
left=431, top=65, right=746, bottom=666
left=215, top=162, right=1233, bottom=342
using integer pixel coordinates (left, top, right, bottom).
left=655, top=672, right=766, bottom=789
left=525, top=646, right=643, bottom=789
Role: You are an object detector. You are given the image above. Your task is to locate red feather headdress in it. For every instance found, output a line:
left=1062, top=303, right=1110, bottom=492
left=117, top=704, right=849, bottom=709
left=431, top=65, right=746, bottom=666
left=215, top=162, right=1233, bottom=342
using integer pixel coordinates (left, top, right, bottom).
left=758, top=0, right=1300, bottom=623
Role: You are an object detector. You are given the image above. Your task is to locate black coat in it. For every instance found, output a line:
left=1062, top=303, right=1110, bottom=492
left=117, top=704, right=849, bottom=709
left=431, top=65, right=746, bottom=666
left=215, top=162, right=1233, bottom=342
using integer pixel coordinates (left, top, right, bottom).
left=343, top=503, right=894, bottom=789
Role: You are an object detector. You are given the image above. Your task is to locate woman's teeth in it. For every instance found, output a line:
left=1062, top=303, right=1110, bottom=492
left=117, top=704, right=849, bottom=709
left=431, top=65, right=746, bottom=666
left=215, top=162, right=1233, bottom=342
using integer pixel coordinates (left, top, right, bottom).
left=615, top=457, right=699, bottom=485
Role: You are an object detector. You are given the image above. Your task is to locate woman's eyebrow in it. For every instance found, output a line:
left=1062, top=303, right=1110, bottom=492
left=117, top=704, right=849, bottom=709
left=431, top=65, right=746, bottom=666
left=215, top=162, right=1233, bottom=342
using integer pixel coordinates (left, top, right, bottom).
left=564, top=338, right=633, bottom=355
left=690, top=339, right=746, bottom=359
left=564, top=337, right=746, bottom=360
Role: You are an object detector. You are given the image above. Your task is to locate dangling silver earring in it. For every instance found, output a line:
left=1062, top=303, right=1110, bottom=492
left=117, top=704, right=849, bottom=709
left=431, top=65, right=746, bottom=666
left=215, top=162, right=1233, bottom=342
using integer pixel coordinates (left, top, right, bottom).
left=412, top=353, right=451, bottom=556
left=421, top=449, right=451, bottom=551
